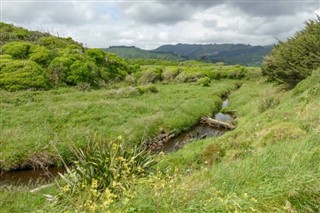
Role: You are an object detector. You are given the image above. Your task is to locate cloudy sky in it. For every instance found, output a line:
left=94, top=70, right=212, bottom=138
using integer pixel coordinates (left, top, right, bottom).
left=1, top=0, right=319, bottom=49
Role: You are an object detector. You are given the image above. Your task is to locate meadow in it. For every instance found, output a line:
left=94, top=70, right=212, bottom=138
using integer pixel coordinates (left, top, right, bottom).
left=0, top=80, right=239, bottom=171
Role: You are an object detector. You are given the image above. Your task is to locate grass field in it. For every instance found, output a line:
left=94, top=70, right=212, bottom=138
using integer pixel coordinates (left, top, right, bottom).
left=0, top=81, right=238, bottom=171
left=117, top=81, right=320, bottom=212
left=1, top=78, right=319, bottom=212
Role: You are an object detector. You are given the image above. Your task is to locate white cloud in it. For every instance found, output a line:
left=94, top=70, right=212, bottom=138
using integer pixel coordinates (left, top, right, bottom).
left=1, top=1, right=319, bottom=49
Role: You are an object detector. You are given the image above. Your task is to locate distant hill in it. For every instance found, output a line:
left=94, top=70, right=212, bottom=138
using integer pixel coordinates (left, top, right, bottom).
left=103, top=46, right=184, bottom=61
left=104, top=43, right=273, bottom=66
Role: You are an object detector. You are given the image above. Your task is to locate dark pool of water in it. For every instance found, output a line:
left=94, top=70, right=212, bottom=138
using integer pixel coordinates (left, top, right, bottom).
left=0, top=167, right=66, bottom=185
left=162, top=99, right=232, bottom=152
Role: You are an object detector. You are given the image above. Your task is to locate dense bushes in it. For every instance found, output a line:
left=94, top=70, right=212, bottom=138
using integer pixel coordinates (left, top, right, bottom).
left=1, top=41, right=31, bottom=59
left=262, top=17, right=320, bottom=85
left=0, top=59, right=50, bottom=90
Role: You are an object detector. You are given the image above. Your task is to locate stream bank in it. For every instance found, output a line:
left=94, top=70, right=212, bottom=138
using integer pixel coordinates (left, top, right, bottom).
left=146, top=99, right=235, bottom=152
left=1, top=98, right=236, bottom=184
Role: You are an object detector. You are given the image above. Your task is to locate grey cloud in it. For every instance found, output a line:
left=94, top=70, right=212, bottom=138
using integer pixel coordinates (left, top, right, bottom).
left=203, top=19, right=218, bottom=28
left=2, top=2, right=97, bottom=26
left=228, top=1, right=319, bottom=17
left=123, top=2, right=196, bottom=25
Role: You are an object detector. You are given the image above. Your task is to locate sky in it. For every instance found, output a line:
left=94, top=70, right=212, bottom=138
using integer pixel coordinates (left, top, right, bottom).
left=1, top=0, right=319, bottom=49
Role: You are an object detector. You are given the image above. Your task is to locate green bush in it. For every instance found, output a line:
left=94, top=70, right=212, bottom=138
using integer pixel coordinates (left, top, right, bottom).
left=1, top=41, right=32, bottom=59
left=0, top=55, right=12, bottom=59
left=47, top=56, right=75, bottom=86
left=29, top=45, right=52, bottom=66
left=66, top=60, right=99, bottom=85
left=196, top=77, right=211, bottom=86
left=138, top=69, right=161, bottom=85
left=262, top=17, right=320, bottom=85
left=0, top=59, right=50, bottom=90
left=138, top=84, right=159, bottom=94
left=85, top=48, right=106, bottom=66
left=38, top=36, right=81, bottom=49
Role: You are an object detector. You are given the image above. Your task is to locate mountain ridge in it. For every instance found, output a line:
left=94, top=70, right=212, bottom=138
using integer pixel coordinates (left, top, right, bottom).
left=104, top=43, right=273, bottom=66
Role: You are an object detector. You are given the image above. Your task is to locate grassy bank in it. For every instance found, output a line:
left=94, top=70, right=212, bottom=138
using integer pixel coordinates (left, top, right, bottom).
left=103, top=80, right=319, bottom=212
left=1, top=78, right=319, bottom=212
left=0, top=81, right=238, bottom=171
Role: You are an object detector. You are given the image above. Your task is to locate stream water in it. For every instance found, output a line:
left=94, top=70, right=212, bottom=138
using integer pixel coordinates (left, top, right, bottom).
left=0, top=100, right=233, bottom=184
left=162, top=99, right=233, bottom=152
left=0, top=167, right=66, bottom=185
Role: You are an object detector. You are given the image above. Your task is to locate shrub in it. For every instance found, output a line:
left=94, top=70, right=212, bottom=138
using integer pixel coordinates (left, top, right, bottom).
left=0, top=59, right=50, bottom=91
left=1, top=41, right=32, bottom=59
left=85, top=48, right=106, bottom=66
left=161, top=68, right=180, bottom=82
left=104, top=53, right=129, bottom=79
left=66, top=60, right=99, bottom=85
left=0, top=55, right=12, bottom=59
left=47, top=56, right=74, bottom=86
left=138, top=84, right=159, bottom=94
left=29, top=45, right=52, bottom=66
left=262, top=17, right=320, bottom=85
left=196, top=77, right=211, bottom=87
left=138, top=69, right=161, bottom=85
left=38, top=36, right=81, bottom=49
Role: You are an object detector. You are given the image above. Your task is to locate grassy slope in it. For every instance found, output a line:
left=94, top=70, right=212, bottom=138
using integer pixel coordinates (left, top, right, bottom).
left=120, top=81, right=320, bottom=212
left=1, top=79, right=319, bottom=212
left=0, top=81, right=238, bottom=170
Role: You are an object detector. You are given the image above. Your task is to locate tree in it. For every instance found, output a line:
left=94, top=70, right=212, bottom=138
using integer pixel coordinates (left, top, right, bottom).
left=262, top=16, right=320, bottom=86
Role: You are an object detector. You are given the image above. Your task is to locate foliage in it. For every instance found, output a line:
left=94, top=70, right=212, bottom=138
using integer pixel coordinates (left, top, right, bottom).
left=1, top=41, right=32, bottom=59
left=54, top=137, right=158, bottom=211
left=137, top=68, right=162, bottom=85
left=196, top=77, right=211, bottom=86
left=262, top=17, right=320, bottom=85
left=0, top=59, right=50, bottom=91
left=0, top=22, right=50, bottom=45
left=38, top=36, right=82, bottom=49
left=85, top=48, right=106, bottom=66
left=29, top=45, right=52, bottom=66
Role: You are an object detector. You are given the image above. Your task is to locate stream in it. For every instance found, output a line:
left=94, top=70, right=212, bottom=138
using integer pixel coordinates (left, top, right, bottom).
left=0, top=100, right=234, bottom=185
left=161, top=99, right=233, bottom=152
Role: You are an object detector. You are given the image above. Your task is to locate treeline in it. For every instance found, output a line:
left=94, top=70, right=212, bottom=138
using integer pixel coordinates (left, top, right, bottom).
left=0, top=22, right=134, bottom=91
left=262, top=16, right=320, bottom=86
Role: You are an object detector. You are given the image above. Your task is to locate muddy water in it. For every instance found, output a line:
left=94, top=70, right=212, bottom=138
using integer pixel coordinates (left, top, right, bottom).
left=0, top=167, right=66, bottom=185
left=162, top=100, right=233, bottom=152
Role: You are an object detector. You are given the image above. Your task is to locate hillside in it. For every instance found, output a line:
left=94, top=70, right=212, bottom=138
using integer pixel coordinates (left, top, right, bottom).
left=155, top=43, right=272, bottom=66
left=104, top=46, right=184, bottom=61
left=104, top=43, right=272, bottom=66
left=0, top=22, right=133, bottom=91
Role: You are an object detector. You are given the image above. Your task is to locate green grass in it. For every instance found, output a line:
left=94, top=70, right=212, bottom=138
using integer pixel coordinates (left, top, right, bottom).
left=0, top=184, right=57, bottom=213
left=0, top=81, right=238, bottom=170
left=111, top=81, right=320, bottom=212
